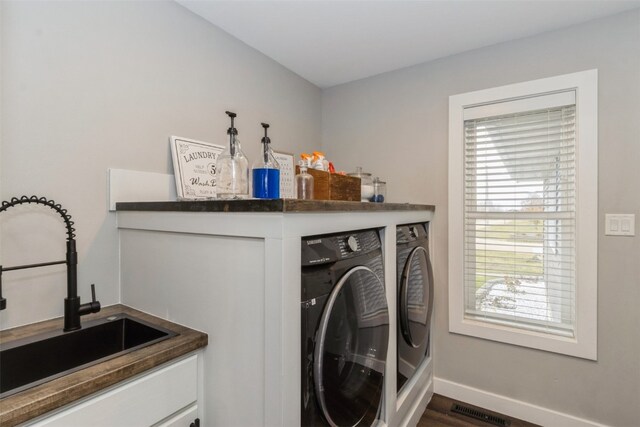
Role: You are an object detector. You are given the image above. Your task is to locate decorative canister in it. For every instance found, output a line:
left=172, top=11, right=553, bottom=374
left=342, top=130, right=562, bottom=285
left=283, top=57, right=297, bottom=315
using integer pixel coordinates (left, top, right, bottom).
left=372, top=177, right=386, bottom=202
left=348, top=167, right=374, bottom=202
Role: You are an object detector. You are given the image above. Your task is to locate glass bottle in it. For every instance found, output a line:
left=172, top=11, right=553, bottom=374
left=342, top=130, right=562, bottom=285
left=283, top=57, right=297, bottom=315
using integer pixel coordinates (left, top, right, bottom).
left=295, top=161, right=314, bottom=200
left=372, top=177, right=386, bottom=203
left=348, top=166, right=374, bottom=202
left=252, top=123, right=280, bottom=199
left=216, top=111, right=249, bottom=199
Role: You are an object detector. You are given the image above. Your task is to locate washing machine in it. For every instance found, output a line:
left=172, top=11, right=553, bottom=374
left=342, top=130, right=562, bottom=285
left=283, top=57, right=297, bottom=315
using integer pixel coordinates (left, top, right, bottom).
left=396, top=223, right=434, bottom=393
left=301, top=229, right=389, bottom=427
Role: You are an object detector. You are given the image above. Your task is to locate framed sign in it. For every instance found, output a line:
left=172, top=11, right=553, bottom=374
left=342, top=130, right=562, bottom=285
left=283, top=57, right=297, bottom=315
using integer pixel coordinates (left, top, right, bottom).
left=274, top=151, right=295, bottom=199
left=170, top=136, right=225, bottom=200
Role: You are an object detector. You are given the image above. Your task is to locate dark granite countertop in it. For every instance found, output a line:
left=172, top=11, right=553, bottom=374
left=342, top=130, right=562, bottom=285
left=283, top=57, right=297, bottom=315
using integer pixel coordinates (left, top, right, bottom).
left=0, top=305, right=207, bottom=426
left=116, top=199, right=435, bottom=213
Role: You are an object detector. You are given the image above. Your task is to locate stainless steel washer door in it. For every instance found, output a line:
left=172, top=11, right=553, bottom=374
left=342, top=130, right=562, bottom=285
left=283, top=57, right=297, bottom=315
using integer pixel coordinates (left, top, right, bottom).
left=314, top=266, right=389, bottom=427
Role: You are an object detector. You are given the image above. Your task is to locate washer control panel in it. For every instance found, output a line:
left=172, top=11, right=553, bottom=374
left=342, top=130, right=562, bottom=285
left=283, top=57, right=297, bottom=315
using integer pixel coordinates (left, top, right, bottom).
left=301, top=229, right=380, bottom=266
left=341, top=235, right=360, bottom=255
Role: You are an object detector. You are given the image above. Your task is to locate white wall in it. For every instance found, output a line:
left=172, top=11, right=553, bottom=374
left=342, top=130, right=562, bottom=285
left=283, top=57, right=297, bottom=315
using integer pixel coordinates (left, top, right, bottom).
left=0, top=0, right=321, bottom=329
left=322, top=10, right=640, bottom=426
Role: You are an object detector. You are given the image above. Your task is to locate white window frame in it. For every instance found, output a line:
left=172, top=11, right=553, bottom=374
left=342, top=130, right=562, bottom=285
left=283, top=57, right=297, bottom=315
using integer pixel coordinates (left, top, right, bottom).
left=448, top=70, right=598, bottom=360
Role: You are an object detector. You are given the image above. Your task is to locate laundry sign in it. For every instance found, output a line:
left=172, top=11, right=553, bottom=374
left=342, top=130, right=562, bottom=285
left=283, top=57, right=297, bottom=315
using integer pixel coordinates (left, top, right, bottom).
left=170, top=136, right=225, bottom=200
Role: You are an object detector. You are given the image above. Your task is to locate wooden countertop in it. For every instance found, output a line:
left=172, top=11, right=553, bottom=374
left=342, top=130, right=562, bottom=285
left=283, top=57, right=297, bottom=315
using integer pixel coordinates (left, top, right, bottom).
left=116, top=199, right=435, bottom=213
left=0, top=305, right=207, bottom=426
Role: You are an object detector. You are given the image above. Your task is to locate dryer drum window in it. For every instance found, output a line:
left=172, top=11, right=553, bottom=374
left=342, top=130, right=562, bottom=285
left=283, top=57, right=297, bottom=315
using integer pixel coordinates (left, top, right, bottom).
left=399, top=246, right=433, bottom=348
left=314, top=266, right=389, bottom=427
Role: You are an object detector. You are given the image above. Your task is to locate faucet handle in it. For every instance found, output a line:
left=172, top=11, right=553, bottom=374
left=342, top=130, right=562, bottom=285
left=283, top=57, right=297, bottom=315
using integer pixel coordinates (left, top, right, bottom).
left=78, top=283, right=101, bottom=317
left=88, top=284, right=100, bottom=312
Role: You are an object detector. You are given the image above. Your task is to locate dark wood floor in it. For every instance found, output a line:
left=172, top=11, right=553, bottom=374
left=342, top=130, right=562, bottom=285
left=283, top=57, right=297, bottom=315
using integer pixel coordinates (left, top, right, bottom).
left=418, top=394, right=541, bottom=427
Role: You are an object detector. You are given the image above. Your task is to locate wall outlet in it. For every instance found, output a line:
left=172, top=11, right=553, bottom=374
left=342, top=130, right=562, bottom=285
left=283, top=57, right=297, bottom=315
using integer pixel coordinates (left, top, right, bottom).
left=605, top=214, right=635, bottom=236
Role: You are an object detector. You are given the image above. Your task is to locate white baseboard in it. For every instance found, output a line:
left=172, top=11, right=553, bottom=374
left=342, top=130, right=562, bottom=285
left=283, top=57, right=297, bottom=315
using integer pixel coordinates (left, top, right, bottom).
left=434, top=377, right=609, bottom=427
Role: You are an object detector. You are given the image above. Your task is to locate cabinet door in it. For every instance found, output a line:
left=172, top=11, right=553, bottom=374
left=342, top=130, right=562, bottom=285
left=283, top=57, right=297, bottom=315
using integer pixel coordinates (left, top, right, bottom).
left=29, top=355, right=198, bottom=427
left=153, top=404, right=198, bottom=427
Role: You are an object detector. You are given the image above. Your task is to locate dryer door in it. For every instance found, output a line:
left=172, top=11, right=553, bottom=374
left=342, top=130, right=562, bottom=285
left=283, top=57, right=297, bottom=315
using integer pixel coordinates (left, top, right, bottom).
left=399, top=245, right=434, bottom=348
left=314, top=265, right=389, bottom=427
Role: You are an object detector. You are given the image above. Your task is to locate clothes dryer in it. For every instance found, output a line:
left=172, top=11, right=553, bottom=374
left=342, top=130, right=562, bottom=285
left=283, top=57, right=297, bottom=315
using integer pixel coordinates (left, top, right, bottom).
left=301, top=229, right=389, bottom=427
left=396, top=223, right=434, bottom=393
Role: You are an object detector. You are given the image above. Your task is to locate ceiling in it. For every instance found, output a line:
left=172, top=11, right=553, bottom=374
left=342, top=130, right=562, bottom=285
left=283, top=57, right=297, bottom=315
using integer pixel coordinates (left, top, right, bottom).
left=176, top=0, right=640, bottom=88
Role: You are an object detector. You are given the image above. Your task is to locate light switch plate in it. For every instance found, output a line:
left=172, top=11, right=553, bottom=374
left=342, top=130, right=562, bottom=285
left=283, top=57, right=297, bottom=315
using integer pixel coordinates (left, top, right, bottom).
left=605, top=214, right=635, bottom=236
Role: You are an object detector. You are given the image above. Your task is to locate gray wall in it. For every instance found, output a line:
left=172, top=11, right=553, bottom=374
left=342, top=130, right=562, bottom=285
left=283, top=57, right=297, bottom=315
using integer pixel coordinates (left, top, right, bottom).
left=0, top=0, right=321, bottom=329
left=322, top=10, right=640, bottom=426
left=2, top=1, right=638, bottom=424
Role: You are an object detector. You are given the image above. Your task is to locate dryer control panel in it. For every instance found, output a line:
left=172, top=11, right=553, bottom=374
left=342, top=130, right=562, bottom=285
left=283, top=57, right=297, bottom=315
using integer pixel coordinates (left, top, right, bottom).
left=396, top=223, right=428, bottom=244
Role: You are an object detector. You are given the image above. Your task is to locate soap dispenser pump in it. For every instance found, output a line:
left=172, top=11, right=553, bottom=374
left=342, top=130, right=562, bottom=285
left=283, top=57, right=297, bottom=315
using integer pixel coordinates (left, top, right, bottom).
left=215, top=111, right=249, bottom=199
left=252, top=123, right=280, bottom=199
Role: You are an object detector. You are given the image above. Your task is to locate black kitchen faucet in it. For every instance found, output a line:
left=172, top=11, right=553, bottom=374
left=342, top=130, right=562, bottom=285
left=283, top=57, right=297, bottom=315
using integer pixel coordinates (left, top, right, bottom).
left=0, top=196, right=100, bottom=331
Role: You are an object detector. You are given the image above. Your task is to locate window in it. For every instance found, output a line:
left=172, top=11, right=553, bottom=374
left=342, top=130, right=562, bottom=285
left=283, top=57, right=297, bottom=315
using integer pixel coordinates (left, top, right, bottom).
left=448, top=70, right=597, bottom=359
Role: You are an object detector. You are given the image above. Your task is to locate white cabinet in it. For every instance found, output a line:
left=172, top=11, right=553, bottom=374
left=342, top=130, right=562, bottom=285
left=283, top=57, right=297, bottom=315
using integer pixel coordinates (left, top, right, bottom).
left=117, top=207, right=434, bottom=426
left=27, top=355, right=200, bottom=427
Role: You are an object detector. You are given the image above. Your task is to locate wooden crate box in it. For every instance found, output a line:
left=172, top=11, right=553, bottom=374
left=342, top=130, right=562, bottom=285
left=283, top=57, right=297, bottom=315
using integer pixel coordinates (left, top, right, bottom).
left=295, top=167, right=361, bottom=201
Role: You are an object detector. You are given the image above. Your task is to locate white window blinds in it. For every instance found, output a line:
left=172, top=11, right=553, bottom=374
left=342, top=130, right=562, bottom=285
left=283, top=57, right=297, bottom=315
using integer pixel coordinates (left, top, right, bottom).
left=463, top=93, right=576, bottom=337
